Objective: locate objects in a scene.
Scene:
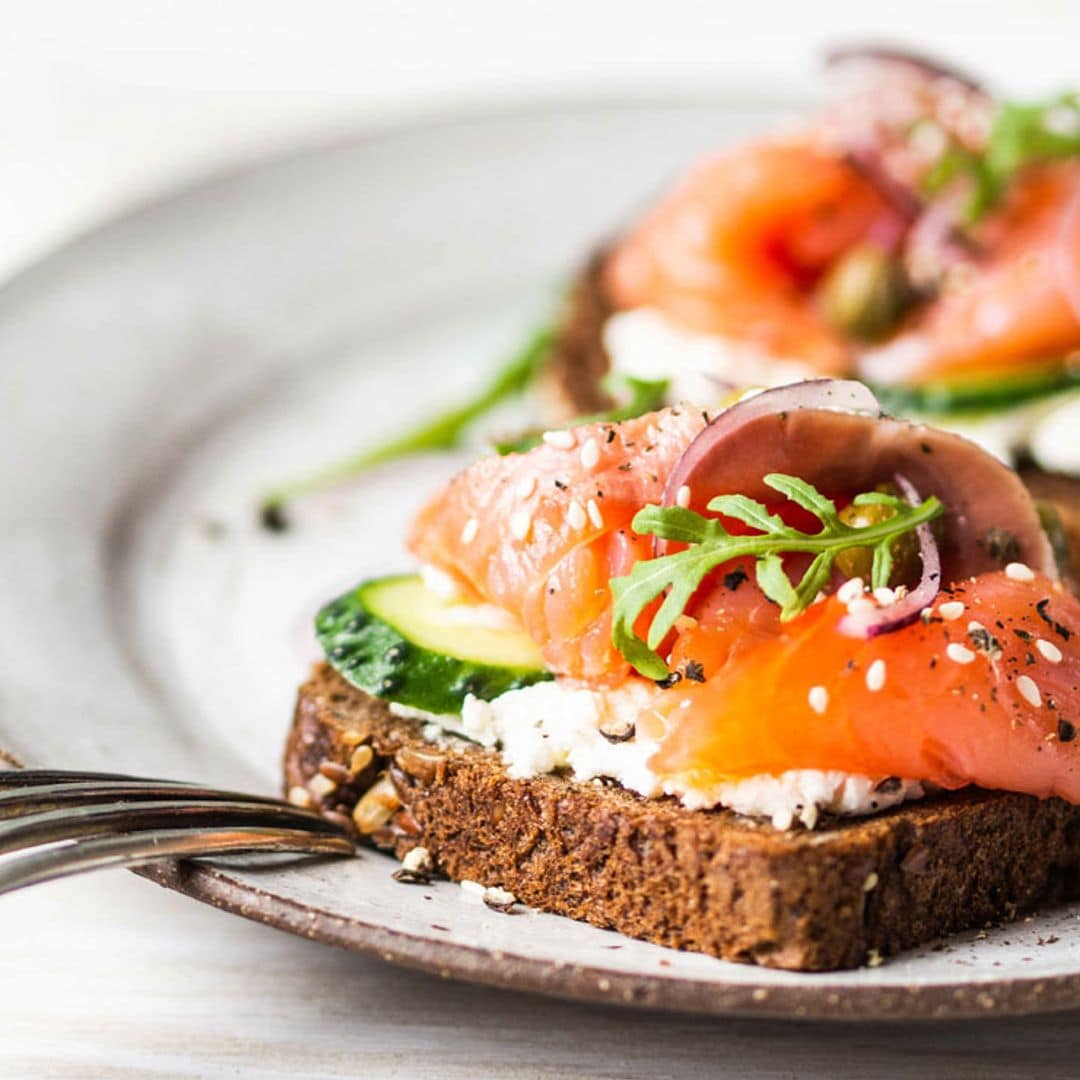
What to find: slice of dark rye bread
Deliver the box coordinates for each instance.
[286,662,1080,972]
[541,254,1080,583]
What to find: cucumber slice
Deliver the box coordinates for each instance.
[871,364,1080,416]
[315,574,552,714]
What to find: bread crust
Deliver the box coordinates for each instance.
[286,663,1080,971]
[535,251,616,422]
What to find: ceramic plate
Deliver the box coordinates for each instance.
[5,97,1080,1021]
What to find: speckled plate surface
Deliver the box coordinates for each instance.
[5,97,1080,1021]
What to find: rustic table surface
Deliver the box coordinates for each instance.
[4,870,1078,1078]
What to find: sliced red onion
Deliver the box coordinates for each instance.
[844,143,923,229]
[823,45,985,94]
[653,375,1056,601]
[661,380,881,511]
[704,374,738,394]
[903,192,981,289]
[836,473,942,639]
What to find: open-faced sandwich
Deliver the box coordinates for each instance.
[542,50,1080,534]
[263,49,1080,579]
[286,380,1080,971]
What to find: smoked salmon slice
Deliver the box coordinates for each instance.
[652,572,1080,804]
[600,59,1080,390]
[410,386,1080,804]
[603,142,901,373]
[861,163,1080,385]
[408,407,706,681]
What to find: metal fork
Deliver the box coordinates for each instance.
[0,769,355,894]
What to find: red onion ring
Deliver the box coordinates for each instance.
[823,45,985,94]
[843,144,923,229]
[836,473,942,639]
[661,380,881,512]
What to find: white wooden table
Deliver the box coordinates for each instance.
[7,5,1080,1075]
[5,870,1079,1078]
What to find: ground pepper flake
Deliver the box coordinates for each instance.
[1036,598,1072,641]
[683,660,706,683]
[724,567,748,591]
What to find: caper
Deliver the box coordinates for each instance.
[819,244,913,343]
[835,499,921,587]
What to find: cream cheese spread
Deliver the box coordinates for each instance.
[391,680,924,830]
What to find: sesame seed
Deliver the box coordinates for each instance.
[349,745,374,774]
[586,498,604,529]
[866,659,886,692]
[676,484,692,508]
[517,474,536,499]
[542,429,575,449]
[580,437,600,469]
[938,600,965,621]
[287,785,313,809]
[837,577,864,605]
[808,685,829,714]
[307,773,337,798]
[567,501,587,531]
[847,596,876,616]
[863,871,879,892]
[1036,638,1064,664]
[1017,674,1042,708]
[483,885,516,908]
[401,846,432,874]
[873,586,896,606]
[460,518,478,544]
[510,510,532,541]
[946,643,976,665]
[1005,561,1035,582]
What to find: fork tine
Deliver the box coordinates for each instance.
[0,826,355,894]
[0,770,357,894]
[0,769,181,788]
[0,779,308,818]
[0,798,346,855]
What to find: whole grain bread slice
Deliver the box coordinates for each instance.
[286,662,1080,972]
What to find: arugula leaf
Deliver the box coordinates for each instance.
[610,474,944,679]
[923,93,1080,223]
[260,326,552,515]
[492,375,670,456]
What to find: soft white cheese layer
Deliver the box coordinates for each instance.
[391,681,924,830]
[605,305,1080,477]
[603,307,817,404]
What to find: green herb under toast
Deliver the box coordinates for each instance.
[260,325,552,517]
[610,474,944,679]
